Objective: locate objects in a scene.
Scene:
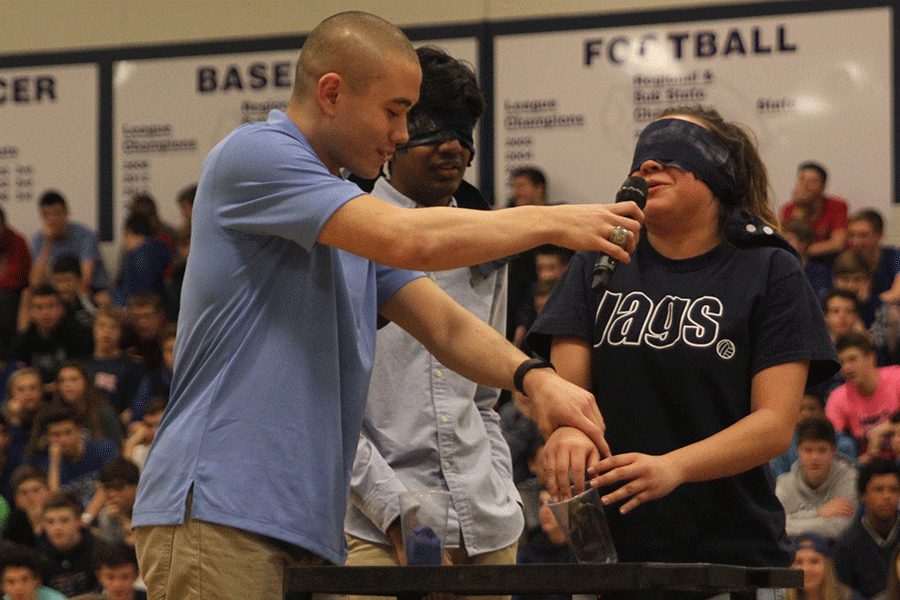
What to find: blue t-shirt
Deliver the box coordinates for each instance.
[87,355,145,414]
[31,222,109,290]
[29,438,117,509]
[874,246,900,295]
[131,110,422,565]
[528,217,839,567]
[112,237,171,307]
[4,587,67,600]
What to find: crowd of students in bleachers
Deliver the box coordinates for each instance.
[0,186,190,599]
[4,159,900,599]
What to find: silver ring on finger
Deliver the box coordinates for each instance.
[609,225,631,246]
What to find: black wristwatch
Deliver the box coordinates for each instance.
[513,358,556,395]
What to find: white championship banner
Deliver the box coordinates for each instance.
[113,50,299,238]
[0,63,99,242]
[113,37,478,246]
[493,7,892,215]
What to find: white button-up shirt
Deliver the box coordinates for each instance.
[345,178,523,555]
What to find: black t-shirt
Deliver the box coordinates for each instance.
[528,217,839,567]
[10,315,93,383]
[36,527,99,596]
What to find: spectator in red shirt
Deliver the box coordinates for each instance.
[780,161,849,265]
[0,207,32,353]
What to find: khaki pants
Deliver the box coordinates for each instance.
[135,492,326,600]
[339,533,518,600]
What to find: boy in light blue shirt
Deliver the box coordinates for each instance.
[0,545,67,600]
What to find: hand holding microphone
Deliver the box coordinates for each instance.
[592,176,648,293]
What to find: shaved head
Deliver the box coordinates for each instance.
[293,11,417,100]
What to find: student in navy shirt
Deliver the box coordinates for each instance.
[529,106,838,568]
[26,405,116,512]
[111,213,171,309]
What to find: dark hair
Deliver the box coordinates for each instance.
[850,208,885,235]
[412,45,484,123]
[796,415,836,447]
[177,184,197,207]
[129,194,162,234]
[127,291,163,312]
[798,161,828,185]
[832,250,874,278]
[510,167,546,189]
[53,360,119,442]
[98,458,140,487]
[34,404,79,435]
[10,464,47,494]
[129,194,158,217]
[835,330,876,356]
[51,253,82,277]
[92,540,138,571]
[659,106,777,230]
[42,489,83,515]
[858,457,900,497]
[0,545,46,582]
[25,404,78,457]
[124,211,154,238]
[802,390,826,411]
[0,206,5,228]
[30,283,60,300]
[823,289,862,316]
[38,190,67,210]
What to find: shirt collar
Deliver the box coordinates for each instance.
[372,176,458,209]
[862,514,900,546]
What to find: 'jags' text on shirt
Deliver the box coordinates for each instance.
[595,291,723,349]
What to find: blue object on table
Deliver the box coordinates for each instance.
[406,525,442,565]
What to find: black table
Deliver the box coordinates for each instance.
[284,563,803,600]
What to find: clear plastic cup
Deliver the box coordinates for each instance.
[546,486,617,563]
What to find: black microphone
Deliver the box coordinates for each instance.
[591,175,648,293]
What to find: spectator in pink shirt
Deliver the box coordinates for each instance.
[827,331,900,458]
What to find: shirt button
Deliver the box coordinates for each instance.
[745,224,757,233]
[435,369,444,377]
[441,416,449,423]
[444,462,452,469]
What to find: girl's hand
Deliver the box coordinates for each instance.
[588,452,685,514]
